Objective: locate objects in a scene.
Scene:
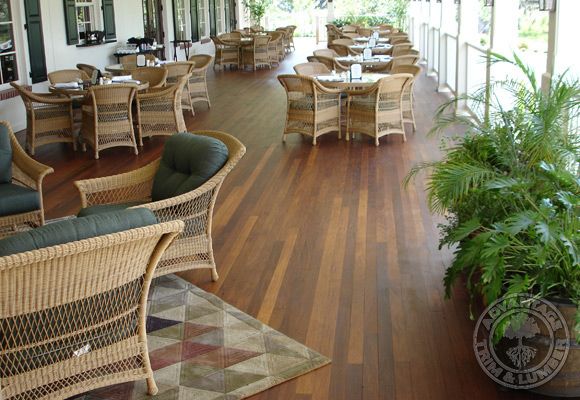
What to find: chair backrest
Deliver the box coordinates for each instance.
[268,31,284,42]
[342,25,358,33]
[132,66,168,88]
[278,74,316,111]
[391,55,420,69]
[307,56,333,71]
[76,63,99,78]
[328,44,350,57]
[250,25,263,33]
[293,62,330,76]
[0,121,13,183]
[390,64,421,78]
[188,54,213,70]
[332,38,354,46]
[164,61,195,82]
[253,35,270,49]
[313,48,338,58]
[88,84,136,124]
[48,69,88,84]
[357,28,372,37]
[219,31,242,41]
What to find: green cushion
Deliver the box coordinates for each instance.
[77,201,146,218]
[0,184,40,217]
[151,133,229,202]
[0,124,12,184]
[0,208,157,257]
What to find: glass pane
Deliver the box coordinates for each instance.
[0,0,11,24]
[1,53,18,84]
[517,0,548,82]
[477,0,491,47]
[0,23,14,53]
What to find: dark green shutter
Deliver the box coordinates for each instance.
[24,0,47,83]
[208,0,216,36]
[229,0,236,30]
[63,0,78,45]
[190,0,199,42]
[102,0,116,41]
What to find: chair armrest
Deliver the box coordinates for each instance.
[138,85,175,99]
[27,92,74,105]
[11,145,54,190]
[75,159,160,208]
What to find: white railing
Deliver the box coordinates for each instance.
[430,27,440,74]
[466,42,489,119]
[444,34,457,94]
[420,23,429,63]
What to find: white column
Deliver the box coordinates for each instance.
[548,0,579,78]
[455,0,479,111]
[437,0,455,92]
[327,2,335,23]
[427,0,441,73]
[490,0,518,55]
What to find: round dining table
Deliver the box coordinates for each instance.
[349,44,392,55]
[353,37,390,44]
[315,73,389,90]
[334,55,392,70]
[49,81,150,97]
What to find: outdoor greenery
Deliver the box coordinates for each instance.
[332,0,409,29]
[404,53,580,337]
[243,0,273,25]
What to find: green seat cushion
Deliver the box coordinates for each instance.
[151,133,229,202]
[0,208,157,256]
[0,124,12,184]
[77,201,146,218]
[0,184,40,217]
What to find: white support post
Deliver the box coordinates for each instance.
[437,0,455,92]
[546,0,579,87]
[455,0,478,113]
[327,1,334,23]
[427,0,441,73]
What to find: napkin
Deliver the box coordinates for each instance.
[111,75,133,82]
[54,82,79,89]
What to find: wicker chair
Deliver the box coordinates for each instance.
[0,218,184,400]
[0,121,53,238]
[328,43,354,57]
[80,84,138,159]
[307,55,348,72]
[342,24,358,33]
[391,55,420,69]
[267,31,284,65]
[76,63,111,79]
[119,54,155,69]
[250,25,264,33]
[357,28,372,37]
[391,64,421,132]
[135,74,189,145]
[277,74,342,145]
[164,61,195,116]
[392,44,414,58]
[286,25,296,51]
[211,36,240,69]
[313,48,339,58]
[326,24,341,45]
[10,82,75,156]
[47,69,89,84]
[293,62,330,76]
[74,131,246,280]
[242,35,271,70]
[390,37,411,45]
[219,31,242,42]
[346,74,412,145]
[276,27,292,53]
[187,54,213,109]
[341,32,361,39]
[132,66,168,89]
[332,38,354,46]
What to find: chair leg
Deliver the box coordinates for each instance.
[211,267,219,281]
[146,376,158,395]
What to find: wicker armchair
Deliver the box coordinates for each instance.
[132,66,168,89]
[242,35,271,70]
[10,82,75,155]
[164,61,195,116]
[328,43,355,57]
[332,38,354,46]
[326,24,341,45]
[286,25,296,51]
[346,74,412,145]
[391,64,421,132]
[277,74,342,145]
[313,48,339,58]
[187,54,213,109]
[250,25,264,33]
[76,63,111,79]
[119,54,155,69]
[391,55,420,69]
[392,44,413,57]
[276,27,291,53]
[267,31,284,65]
[341,32,361,39]
[293,62,330,76]
[81,84,138,159]
[357,28,372,37]
[307,55,348,72]
[0,121,53,238]
[74,131,246,280]
[135,74,189,145]
[47,69,89,84]
[219,31,242,42]
[0,219,184,400]
[211,36,240,69]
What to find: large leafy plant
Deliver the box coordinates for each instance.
[405,53,580,336]
[243,0,272,25]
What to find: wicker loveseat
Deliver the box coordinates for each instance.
[0,209,184,400]
[75,131,246,281]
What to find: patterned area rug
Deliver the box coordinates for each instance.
[78,275,330,399]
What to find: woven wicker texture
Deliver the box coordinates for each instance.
[187,54,213,108]
[293,62,330,76]
[278,74,342,145]
[306,56,348,72]
[80,84,138,159]
[10,83,75,156]
[346,73,412,145]
[211,36,239,69]
[74,131,246,280]
[328,44,353,57]
[391,64,421,131]
[325,24,342,45]
[242,35,271,70]
[0,219,183,400]
[275,28,291,53]
[0,121,53,238]
[164,61,195,116]
[286,25,296,50]
[391,44,413,57]
[135,74,189,145]
[356,28,372,37]
[76,64,111,80]
[266,31,284,65]
[391,55,420,69]
[47,69,89,84]
[120,54,156,70]
[332,38,354,46]
[313,48,339,58]
[132,67,168,89]
[341,32,361,39]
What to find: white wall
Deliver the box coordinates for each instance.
[0,0,145,131]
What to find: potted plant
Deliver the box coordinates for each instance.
[243,0,272,27]
[404,53,579,396]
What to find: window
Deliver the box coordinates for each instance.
[76,1,96,44]
[0,0,18,84]
[215,0,223,34]
[198,0,207,38]
[173,0,188,40]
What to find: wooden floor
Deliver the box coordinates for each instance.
[26,38,552,399]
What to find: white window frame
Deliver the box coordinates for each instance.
[174,0,191,41]
[198,0,208,38]
[75,0,103,44]
[0,0,21,90]
[215,0,223,34]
